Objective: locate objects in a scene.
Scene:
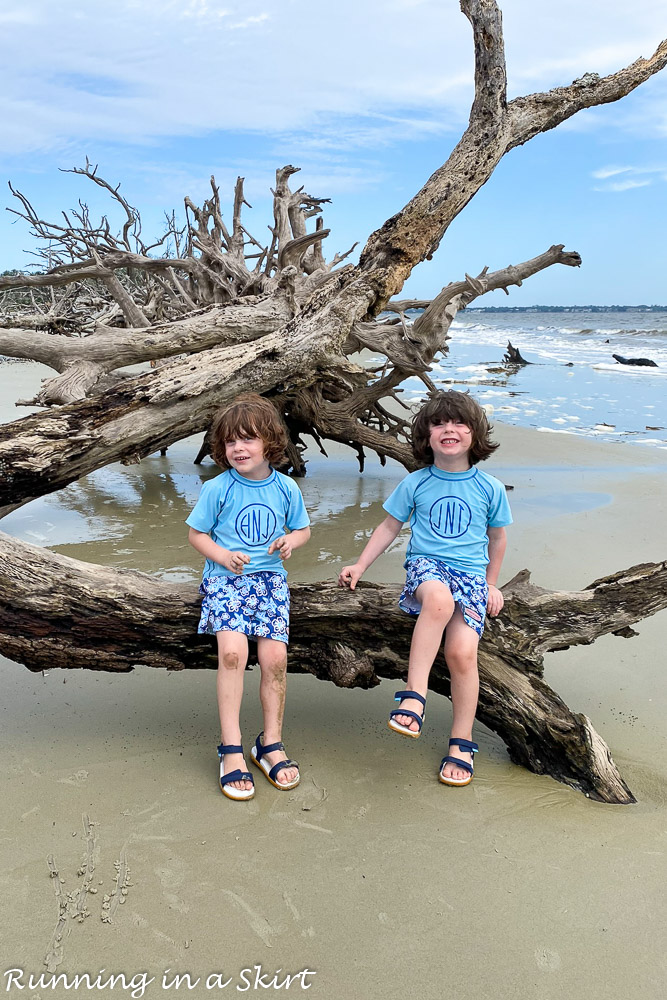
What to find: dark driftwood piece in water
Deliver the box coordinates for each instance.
[1,531,666,804]
[612,353,659,368]
[503,341,531,365]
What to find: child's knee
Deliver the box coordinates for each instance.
[259,642,288,676]
[445,645,478,676]
[420,586,454,620]
[264,653,287,677]
[220,649,243,672]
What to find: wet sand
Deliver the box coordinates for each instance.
[1,362,666,998]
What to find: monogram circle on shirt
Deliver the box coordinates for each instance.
[235,503,277,546]
[429,496,472,538]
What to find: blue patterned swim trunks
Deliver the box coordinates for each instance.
[198,572,290,643]
[399,557,488,637]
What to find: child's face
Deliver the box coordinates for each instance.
[224,433,270,479]
[429,418,473,466]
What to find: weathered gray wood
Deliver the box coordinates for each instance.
[1,531,665,802]
[101,271,150,328]
[0,298,291,373]
[0,330,308,516]
[0,244,581,509]
[0,267,364,515]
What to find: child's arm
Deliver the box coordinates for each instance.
[188,526,250,575]
[268,526,311,561]
[338,515,403,591]
[486,525,507,616]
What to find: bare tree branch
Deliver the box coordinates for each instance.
[508,39,667,150]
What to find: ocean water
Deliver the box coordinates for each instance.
[398,307,667,449]
[2,307,665,449]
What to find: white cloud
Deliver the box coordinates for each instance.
[229,13,269,29]
[595,179,651,192]
[591,166,634,179]
[591,163,667,190]
[180,1,232,19]
[0,0,664,158]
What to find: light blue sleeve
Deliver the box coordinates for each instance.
[285,482,310,531]
[185,480,220,533]
[382,475,415,524]
[488,481,513,528]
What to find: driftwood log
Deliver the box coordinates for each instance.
[1,530,665,804]
[612,353,659,368]
[503,340,531,365]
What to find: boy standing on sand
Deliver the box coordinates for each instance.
[339,391,511,786]
[187,394,310,801]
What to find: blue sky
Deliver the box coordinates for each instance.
[0,0,665,305]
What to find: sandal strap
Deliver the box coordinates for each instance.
[389,709,424,729]
[254,732,285,762]
[268,759,299,783]
[440,755,474,775]
[221,768,254,785]
[448,738,478,754]
[394,690,426,708]
[218,743,243,758]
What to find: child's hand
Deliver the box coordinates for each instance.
[338,564,363,590]
[222,551,250,574]
[268,536,292,560]
[486,584,504,616]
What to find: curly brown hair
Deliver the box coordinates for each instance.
[411,391,499,466]
[210,394,288,470]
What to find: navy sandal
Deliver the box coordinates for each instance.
[439,738,479,786]
[250,732,300,790]
[388,690,426,739]
[217,743,255,801]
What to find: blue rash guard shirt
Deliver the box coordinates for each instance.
[186,468,310,579]
[382,465,512,577]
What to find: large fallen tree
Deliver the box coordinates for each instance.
[1,1,666,799]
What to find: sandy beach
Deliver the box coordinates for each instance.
[1,362,666,999]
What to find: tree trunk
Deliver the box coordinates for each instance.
[2,530,665,803]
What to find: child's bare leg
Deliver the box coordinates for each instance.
[217,631,252,792]
[256,637,298,785]
[393,580,455,731]
[441,608,480,781]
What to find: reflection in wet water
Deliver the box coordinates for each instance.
[1,441,614,593]
[0,419,406,582]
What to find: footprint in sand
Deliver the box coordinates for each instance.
[58,769,89,785]
[534,947,562,972]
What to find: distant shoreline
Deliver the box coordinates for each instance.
[462,304,667,313]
